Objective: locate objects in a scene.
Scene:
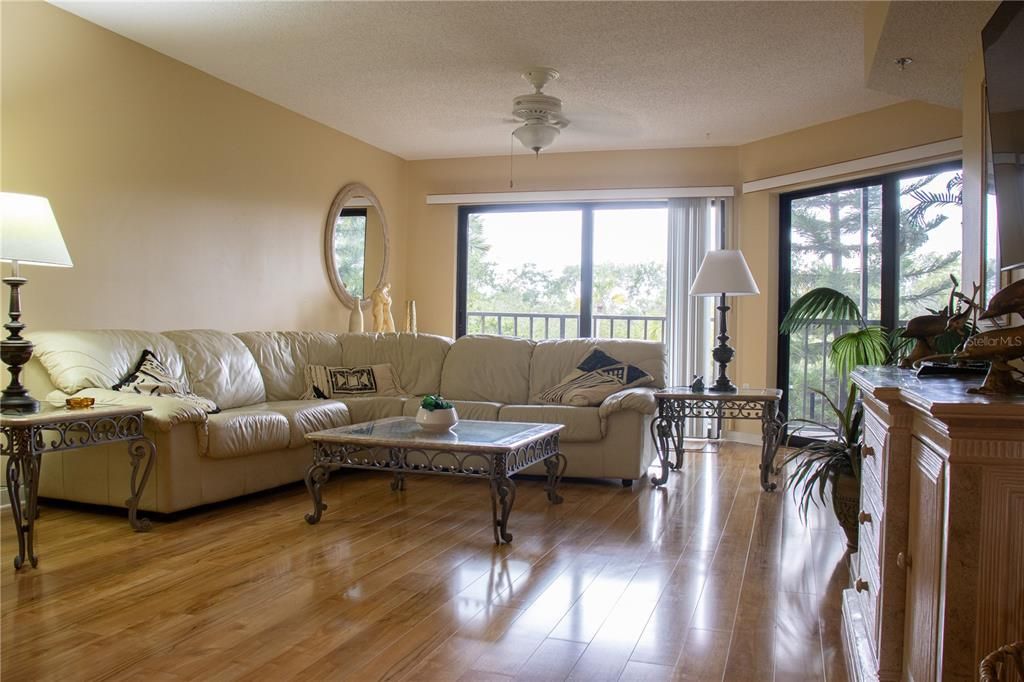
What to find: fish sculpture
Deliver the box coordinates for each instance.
[953,325,1024,395]
[979,278,1024,320]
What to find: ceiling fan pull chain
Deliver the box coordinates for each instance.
[509,131,514,189]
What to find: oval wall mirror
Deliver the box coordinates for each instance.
[324,182,389,309]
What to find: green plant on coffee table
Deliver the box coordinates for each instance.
[420,394,453,411]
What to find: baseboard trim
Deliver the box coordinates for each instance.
[721,430,763,446]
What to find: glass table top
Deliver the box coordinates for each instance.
[307,417,562,452]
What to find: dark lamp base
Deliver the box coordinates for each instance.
[1,394,40,414]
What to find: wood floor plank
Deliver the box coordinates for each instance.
[1,442,851,682]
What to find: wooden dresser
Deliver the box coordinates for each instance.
[843,367,1024,682]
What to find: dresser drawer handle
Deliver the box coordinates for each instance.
[855,578,870,593]
[897,552,912,570]
[859,511,872,524]
[862,445,875,458]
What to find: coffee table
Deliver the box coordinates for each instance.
[303,417,566,544]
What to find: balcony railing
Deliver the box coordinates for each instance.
[786,318,876,430]
[466,311,665,341]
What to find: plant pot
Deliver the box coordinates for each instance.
[415,406,458,432]
[831,469,860,551]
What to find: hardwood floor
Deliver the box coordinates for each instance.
[1,441,851,681]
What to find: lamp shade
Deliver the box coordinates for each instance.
[513,121,560,153]
[689,249,759,296]
[0,193,72,267]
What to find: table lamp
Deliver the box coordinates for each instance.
[1,193,73,413]
[689,249,759,393]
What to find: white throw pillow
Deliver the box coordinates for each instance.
[302,364,405,399]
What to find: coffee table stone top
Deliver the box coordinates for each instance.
[306,417,563,453]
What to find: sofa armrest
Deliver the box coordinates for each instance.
[598,386,658,419]
[50,388,210,433]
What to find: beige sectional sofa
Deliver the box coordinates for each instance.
[22,329,665,513]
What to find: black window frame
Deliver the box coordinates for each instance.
[776,160,963,430]
[456,201,668,338]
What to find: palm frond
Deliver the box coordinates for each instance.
[830,326,889,374]
[905,190,963,225]
[780,287,864,334]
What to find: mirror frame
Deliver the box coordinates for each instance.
[323,182,389,309]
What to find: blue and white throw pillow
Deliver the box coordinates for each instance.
[539,348,653,406]
[113,350,219,413]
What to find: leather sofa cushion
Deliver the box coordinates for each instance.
[164,330,266,410]
[498,404,603,443]
[339,332,451,397]
[236,331,342,401]
[529,338,666,403]
[338,396,408,424]
[401,398,503,421]
[206,408,290,459]
[30,330,186,394]
[440,335,535,405]
[261,400,351,448]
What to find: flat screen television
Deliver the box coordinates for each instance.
[983,1,1024,272]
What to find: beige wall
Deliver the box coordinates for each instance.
[1,2,407,333]
[961,45,986,291]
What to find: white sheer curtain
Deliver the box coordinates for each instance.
[665,198,719,436]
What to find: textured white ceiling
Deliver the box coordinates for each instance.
[54,1,908,160]
[866,1,999,108]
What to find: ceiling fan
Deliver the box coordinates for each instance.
[510,66,569,155]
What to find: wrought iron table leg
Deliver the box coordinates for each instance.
[650,416,671,486]
[490,475,517,545]
[126,437,156,531]
[304,462,331,525]
[6,443,39,570]
[759,403,780,492]
[543,453,566,504]
[668,419,685,470]
[389,447,406,491]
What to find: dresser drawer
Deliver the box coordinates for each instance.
[862,408,887,494]
[855,532,883,654]
[858,470,884,561]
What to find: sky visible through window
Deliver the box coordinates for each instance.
[466,207,669,339]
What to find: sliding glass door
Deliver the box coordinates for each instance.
[778,162,962,429]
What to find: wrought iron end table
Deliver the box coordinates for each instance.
[1,404,156,569]
[304,417,566,545]
[649,387,783,491]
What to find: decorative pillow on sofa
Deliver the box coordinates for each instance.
[112,349,220,413]
[538,348,653,407]
[302,364,405,399]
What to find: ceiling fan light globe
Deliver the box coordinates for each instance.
[513,121,559,154]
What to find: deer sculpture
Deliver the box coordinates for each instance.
[899,278,983,369]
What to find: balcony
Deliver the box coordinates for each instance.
[466,311,665,342]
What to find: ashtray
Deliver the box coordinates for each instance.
[66,397,95,409]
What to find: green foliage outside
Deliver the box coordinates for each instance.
[466,214,667,340]
[334,214,367,299]
[788,171,963,426]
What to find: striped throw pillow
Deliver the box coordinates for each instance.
[539,348,653,406]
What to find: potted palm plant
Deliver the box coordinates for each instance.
[778,287,892,550]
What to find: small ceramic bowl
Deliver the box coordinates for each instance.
[66,397,95,409]
[415,406,458,432]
